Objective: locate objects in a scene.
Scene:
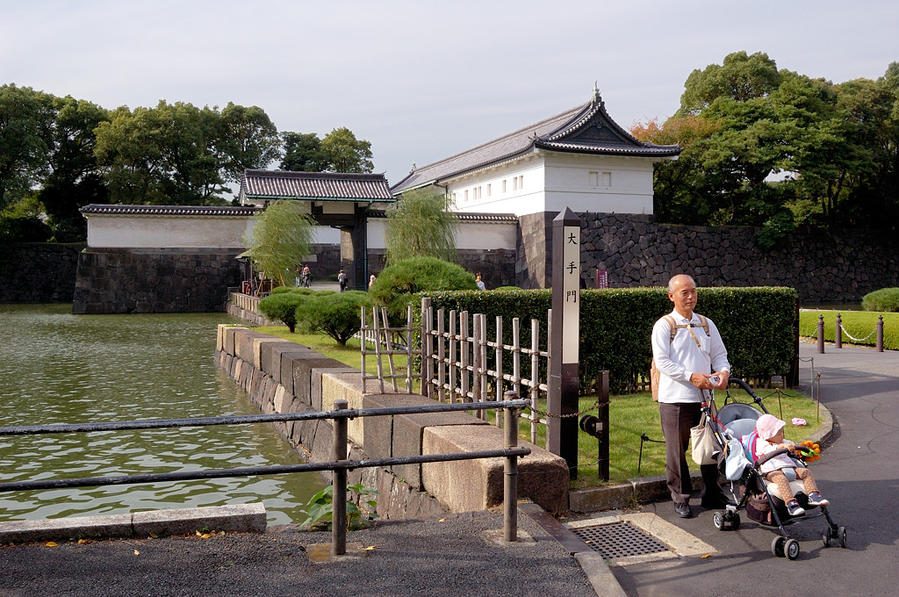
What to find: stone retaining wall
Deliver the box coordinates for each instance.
[0,243,84,303]
[73,248,243,313]
[579,213,899,304]
[215,325,570,518]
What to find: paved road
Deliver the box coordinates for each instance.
[610,342,899,596]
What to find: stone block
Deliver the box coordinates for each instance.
[279,348,316,390]
[234,329,266,363]
[311,367,359,411]
[260,341,308,381]
[223,326,247,355]
[320,371,368,444]
[251,336,286,370]
[421,424,568,514]
[0,514,132,544]
[289,355,348,402]
[132,503,266,537]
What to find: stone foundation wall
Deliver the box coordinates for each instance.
[215,325,570,517]
[73,248,243,314]
[0,243,84,303]
[578,213,899,304]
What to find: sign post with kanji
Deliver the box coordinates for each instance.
[548,207,580,478]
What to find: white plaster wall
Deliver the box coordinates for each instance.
[86,215,254,248]
[447,156,546,216]
[366,219,516,250]
[86,215,340,249]
[543,153,656,214]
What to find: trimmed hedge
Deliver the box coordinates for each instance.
[259,292,308,332]
[862,287,899,312]
[296,290,371,345]
[369,256,477,321]
[421,286,798,394]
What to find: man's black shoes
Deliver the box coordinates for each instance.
[674,502,692,518]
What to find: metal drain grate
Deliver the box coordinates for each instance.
[570,522,669,559]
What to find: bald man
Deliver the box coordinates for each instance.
[651,274,730,518]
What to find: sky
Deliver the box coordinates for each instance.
[2,0,897,191]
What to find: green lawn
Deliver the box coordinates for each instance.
[254,323,825,487]
[800,309,899,350]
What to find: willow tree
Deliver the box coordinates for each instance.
[243,200,315,286]
[385,188,458,264]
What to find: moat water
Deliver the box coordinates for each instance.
[0,304,326,524]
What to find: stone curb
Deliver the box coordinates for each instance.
[0,503,266,545]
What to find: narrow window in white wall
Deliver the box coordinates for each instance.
[602,172,612,187]
[487,183,491,197]
[518,175,524,189]
[477,186,482,200]
[513,177,518,191]
[503,179,507,193]
[464,189,469,202]
[590,171,599,187]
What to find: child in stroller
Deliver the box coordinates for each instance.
[754,413,829,517]
[706,378,846,559]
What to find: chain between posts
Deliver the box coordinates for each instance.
[525,397,601,419]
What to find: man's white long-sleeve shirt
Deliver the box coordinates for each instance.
[651,309,730,404]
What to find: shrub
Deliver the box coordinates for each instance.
[422,286,798,393]
[369,257,477,321]
[271,286,293,295]
[258,292,310,333]
[861,288,899,312]
[297,290,371,345]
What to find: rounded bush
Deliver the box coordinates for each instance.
[297,290,371,345]
[369,257,477,320]
[258,292,310,333]
[271,286,293,295]
[862,288,899,312]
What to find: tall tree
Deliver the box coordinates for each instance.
[385,188,458,264]
[0,84,53,210]
[320,127,373,173]
[280,132,328,171]
[95,101,227,205]
[38,95,110,240]
[219,102,280,183]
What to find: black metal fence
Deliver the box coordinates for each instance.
[0,398,530,555]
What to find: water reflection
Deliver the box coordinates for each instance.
[0,304,326,524]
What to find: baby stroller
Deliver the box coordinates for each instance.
[702,378,847,560]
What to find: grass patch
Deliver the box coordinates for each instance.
[800,310,899,350]
[255,324,825,487]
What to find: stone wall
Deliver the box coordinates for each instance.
[0,243,84,303]
[214,326,570,517]
[578,213,899,304]
[73,248,243,314]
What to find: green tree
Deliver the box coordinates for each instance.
[242,200,315,286]
[280,132,329,172]
[385,188,458,264]
[369,257,477,321]
[0,84,53,210]
[679,51,781,115]
[297,290,371,345]
[219,102,280,183]
[38,95,110,240]
[95,101,227,205]
[320,127,373,173]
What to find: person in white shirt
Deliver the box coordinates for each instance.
[651,274,730,518]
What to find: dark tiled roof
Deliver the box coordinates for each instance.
[80,204,259,216]
[241,170,394,202]
[391,93,680,193]
[368,210,518,223]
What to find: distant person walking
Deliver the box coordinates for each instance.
[369,274,377,289]
[301,265,311,288]
[475,273,486,291]
[337,269,347,292]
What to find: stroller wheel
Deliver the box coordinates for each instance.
[771,536,786,557]
[839,526,848,548]
[713,512,724,530]
[785,538,801,560]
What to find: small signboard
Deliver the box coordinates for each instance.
[596,269,608,289]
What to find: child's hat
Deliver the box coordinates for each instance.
[756,414,786,440]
